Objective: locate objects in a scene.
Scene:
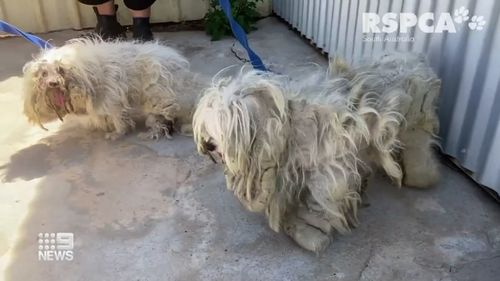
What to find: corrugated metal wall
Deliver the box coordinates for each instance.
[273,0,500,193]
[0,0,271,33]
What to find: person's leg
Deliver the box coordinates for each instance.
[124,0,156,41]
[132,7,153,42]
[78,0,126,40]
[95,0,115,15]
[130,7,151,18]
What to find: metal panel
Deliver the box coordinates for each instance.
[0,0,271,33]
[273,0,500,193]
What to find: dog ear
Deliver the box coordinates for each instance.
[23,56,40,73]
[22,90,39,125]
[22,60,41,124]
[22,59,48,77]
[22,61,35,75]
[225,84,289,199]
[63,64,97,99]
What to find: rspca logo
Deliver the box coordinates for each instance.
[37,232,74,261]
[362,6,486,41]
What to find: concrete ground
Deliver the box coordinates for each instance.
[1,17,499,281]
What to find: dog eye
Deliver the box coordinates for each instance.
[57,67,64,74]
[41,70,48,77]
[202,140,218,163]
[203,140,217,152]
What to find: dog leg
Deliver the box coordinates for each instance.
[283,215,331,253]
[82,115,114,132]
[400,127,440,188]
[105,110,134,140]
[306,171,360,233]
[139,114,173,140]
[142,87,179,139]
[359,167,372,196]
[246,166,276,213]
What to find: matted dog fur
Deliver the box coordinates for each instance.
[193,53,441,252]
[22,38,204,139]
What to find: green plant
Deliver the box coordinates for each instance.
[204,0,262,41]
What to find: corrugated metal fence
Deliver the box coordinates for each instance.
[274,0,500,193]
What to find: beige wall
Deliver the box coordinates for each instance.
[0,0,271,33]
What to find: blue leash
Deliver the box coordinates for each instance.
[218,0,267,71]
[0,20,53,49]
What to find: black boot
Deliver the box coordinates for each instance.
[133,17,154,42]
[93,5,126,40]
[92,7,104,34]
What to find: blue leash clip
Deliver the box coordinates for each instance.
[0,20,53,49]
[218,0,267,71]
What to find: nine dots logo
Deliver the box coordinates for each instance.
[38,233,57,251]
[37,232,74,261]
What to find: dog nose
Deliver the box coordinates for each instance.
[48,81,59,87]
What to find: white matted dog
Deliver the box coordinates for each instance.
[22,38,204,140]
[193,54,441,252]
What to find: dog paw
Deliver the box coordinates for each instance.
[284,217,331,253]
[138,131,162,140]
[139,126,172,140]
[138,132,154,140]
[296,208,333,234]
[105,132,124,141]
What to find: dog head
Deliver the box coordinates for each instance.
[22,42,98,129]
[193,70,290,209]
[22,56,73,128]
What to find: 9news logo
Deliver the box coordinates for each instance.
[37,232,74,261]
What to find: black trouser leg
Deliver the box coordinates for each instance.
[123,0,156,11]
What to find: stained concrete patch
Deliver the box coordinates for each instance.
[436,234,490,264]
[65,145,185,230]
[450,255,500,281]
[414,197,446,213]
[133,135,198,158]
[486,227,500,249]
[359,244,441,281]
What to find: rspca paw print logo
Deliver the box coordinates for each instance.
[453,7,469,23]
[468,15,486,30]
[453,6,486,31]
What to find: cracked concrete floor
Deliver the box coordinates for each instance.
[1,17,499,281]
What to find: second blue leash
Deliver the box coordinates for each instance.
[0,20,53,49]
[218,0,267,71]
